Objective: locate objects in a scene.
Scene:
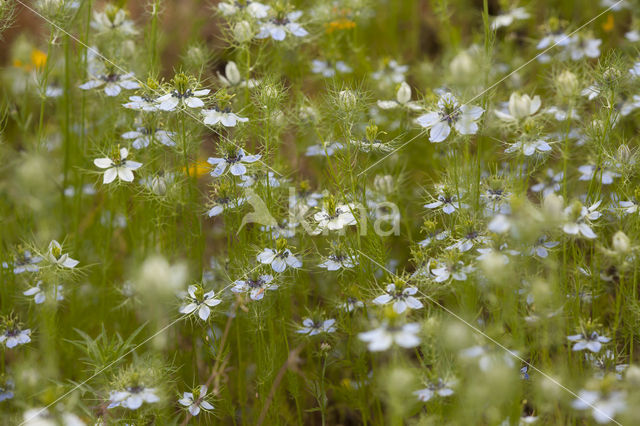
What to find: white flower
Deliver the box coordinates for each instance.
[91,5,137,35]
[79,72,139,96]
[424,190,465,214]
[297,318,336,335]
[23,281,63,304]
[567,332,610,353]
[572,389,626,424]
[157,88,210,111]
[494,93,541,122]
[122,127,175,149]
[305,142,344,157]
[207,148,261,177]
[207,195,246,217]
[47,240,79,268]
[202,106,249,127]
[231,274,277,300]
[618,199,638,214]
[490,7,530,30]
[313,203,357,231]
[626,30,640,42]
[3,250,41,274]
[413,379,456,402]
[372,60,408,85]
[567,35,602,60]
[446,231,489,252]
[257,248,302,273]
[94,147,142,184]
[218,0,270,18]
[581,84,600,100]
[107,386,160,410]
[544,106,579,121]
[178,385,214,416]
[179,285,223,321]
[256,11,308,41]
[529,236,559,258]
[430,259,474,282]
[238,171,283,188]
[318,253,357,271]
[377,82,422,111]
[311,60,352,77]
[0,327,31,349]
[416,93,483,142]
[459,345,516,371]
[630,61,640,78]
[578,165,620,185]
[372,283,423,314]
[505,139,552,156]
[563,201,601,239]
[339,297,365,312]
[123,95,158,111]
[358,322,421,351]
[22,407,86,426]
[218,61,258,88]
[531,169,563,197]
[418,230,449,247]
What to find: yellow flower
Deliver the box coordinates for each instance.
[184,159,211,178]
[325,18,356,34]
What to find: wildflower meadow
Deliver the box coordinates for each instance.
[3,0,640,424]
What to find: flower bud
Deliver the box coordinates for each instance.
[151,176,167,196]
[449,50,475,80]
[233,21,253,43]
[338,89,357,110]
[556,70,579,97]
[612,231,630,255]
[225,61,241,86]
[396,82,411,104]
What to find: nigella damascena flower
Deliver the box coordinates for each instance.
[79,72,139,97]
[179,385,214,416]
[256,11,309,41]
[618,198,639,214]
[490,7,530,30]
[47,240,79,269]
[630,61,640,78]
[311,59,352,78]
[571,389,626,424]
[567,331,610,353]
[424,188,466,214]
[297,318,336,336]
[3,249,41,274]
[107,385,160,410]
[578,164,620,185]
[413,379,456,402]
[305,141,345,157]
[318,252,357,271]
[122,127,175,149]
[415,93,483,143]
[358,322,421,351]
[377,82,422,111]
[372,283,423,314]
[531,169,563,197]
[123,95,158,111]
[563,200,601,239]
[231,274,277,301]
[372,60,408,86]
[202,106,249,127]
[179,285,223,321]
[157,88,210,111]
[430,259,475,282]
[91,4,137,35]
[217,0,270,18]
[94,147,142,184]
[207,195,246,217]
[339,297,365,312]
[257,245,302,273]
[207,148,261,177]
[504,138,552,156]
[313,202,357,232]
[446,230,489,253]
[528,235,559,258]
[0,377,14,402]
[23,281,63,304]
[0,326,31,349]
[566,35,601,61]
[494,92,541,122]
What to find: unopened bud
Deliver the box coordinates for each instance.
[233,21,253,43]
